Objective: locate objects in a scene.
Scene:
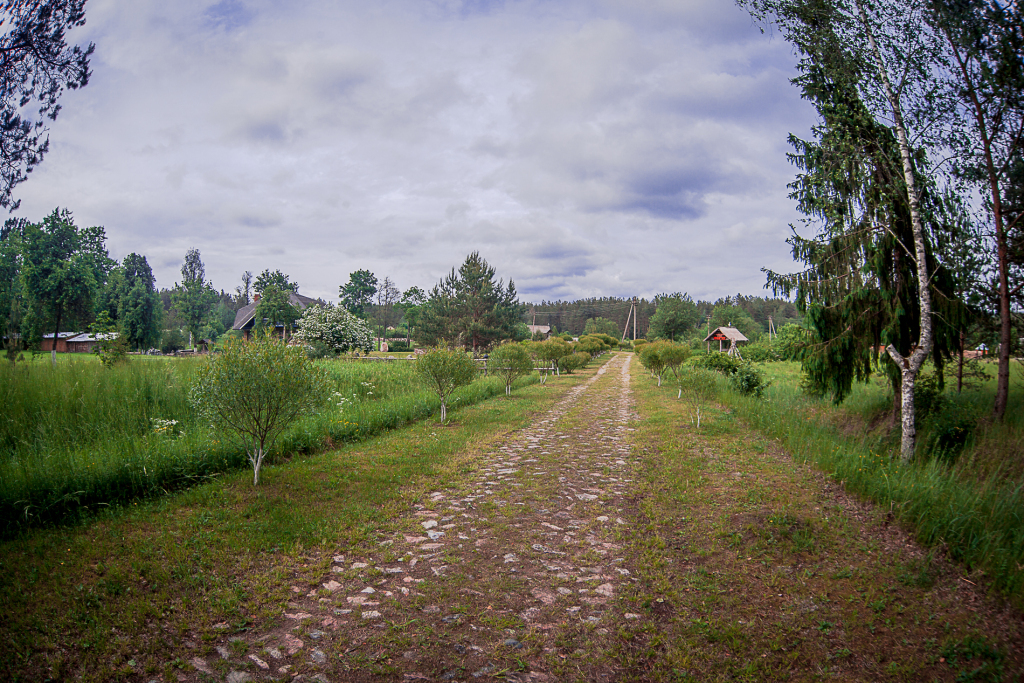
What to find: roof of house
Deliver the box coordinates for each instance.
[703,326,749,343]
[42,332,81,340]
[527,324,551,334]
[67,333,118,343]
[232,291,325,330]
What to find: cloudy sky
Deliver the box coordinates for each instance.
[14,0,817,304]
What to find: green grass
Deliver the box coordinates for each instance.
[0,362,579,683]
[0,357,538,536]
[709,360,1024,603]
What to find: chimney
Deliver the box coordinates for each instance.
[253,293,261,303]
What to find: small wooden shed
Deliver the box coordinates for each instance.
[704,326,748,358]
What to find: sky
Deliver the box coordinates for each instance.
[13,0,818,305]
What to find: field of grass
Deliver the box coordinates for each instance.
[623,362,1022,680]
[707,359,1024,603]
[0,358,595,683]
[0,355,538,536]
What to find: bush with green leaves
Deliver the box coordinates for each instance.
[415,346,477,422]
[730,363,771,398]
[679,367,718,429]
[559,351,590,374]
[659,342,691,380]
[489,341,534,395]
[638,340,672,385]
[923,395,979,464]
[742,339,783,363]
[532,337,571,375]
[190,336,332,485]
[691,350,742,375]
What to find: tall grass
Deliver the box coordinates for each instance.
[714,362,1024,602]
[0,357,535,536]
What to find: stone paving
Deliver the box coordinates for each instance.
[193,353,638,683]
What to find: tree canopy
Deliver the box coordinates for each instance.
[339,269,377,318]
[172,248,216,349]
[0,0,94,210]
[253,269,298,295]
[417,252,522,352]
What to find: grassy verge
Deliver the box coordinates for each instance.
[0,369,583,682]
[619,361,1023,681]
[715,362,1024,603]
[0,358,537,536]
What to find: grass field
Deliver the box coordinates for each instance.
[703,359,1024,604]
[0,358,592,683]
[0,354,540,536]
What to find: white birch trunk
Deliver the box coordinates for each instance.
[857,0,934,461]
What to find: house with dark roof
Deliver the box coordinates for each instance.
[231,291,326,340]
[41,332,81,353]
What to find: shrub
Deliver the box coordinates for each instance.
[678,367,718,429]
[190,336,332,485]
[692,351,742,375]
[559,351,590,374]
[742,339,782,363]
[618,341,633,350]
[633,339,648,350]
[294,303,373,354]
[730,363,771,398]
[384,340,411,352]
[415,347,477,423]
[489,342,534,395]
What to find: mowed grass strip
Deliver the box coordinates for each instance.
[0,370,581,683]
[613,361,1023,682]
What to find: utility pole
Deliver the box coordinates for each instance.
[626,299,634,342]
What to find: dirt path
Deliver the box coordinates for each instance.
[191,353,638,682]
[188,353,1023,683]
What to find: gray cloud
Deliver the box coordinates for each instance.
[13,0,816,303]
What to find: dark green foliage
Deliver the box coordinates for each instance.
[922,393,979,464]
[0,0,94,210]
[160,328,185,354]
[648,293,701,341]
[253,285,301,337]
[559,351,590,374]
[106,253,161,350]
[171,248,217,349]
[339,269,377,318]
[417,252,522,352]
[763,50,966,406]
[253,268,298,295]
[730,363,771,398]
[22,208,113,358]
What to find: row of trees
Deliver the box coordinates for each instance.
[743,0,1024,458]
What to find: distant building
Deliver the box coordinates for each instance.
[527,324,551,339]
[704,326,748,357]
[232,291,326,340]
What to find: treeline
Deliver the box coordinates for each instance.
[525,294,801,340]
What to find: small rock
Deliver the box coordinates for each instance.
[215,646,230,659]
[212,622,229,630]
[333,554,345,563]
[226,673,252,683]
[427,530,445,540]
[285,612,313,620]
[503,638,524,649]
[503,553,518,563]
[267,647,283,659]
[422,605,440,613]
[422,520,438,530]
[248,654,270,670]
[310,648,327,664]
[322,580,342,592]
[190,658,213,674]
[361,586,377,594]
[308,630,324,640]
[595,583,614,597]
[624,613,641,620]
[283,634,304,654]
[351,562,369,569]
[362,610,382,619]
[596,516,609,522]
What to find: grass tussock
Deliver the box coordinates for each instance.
[0,357,536,535]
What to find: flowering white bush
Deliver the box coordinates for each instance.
[294,303,373,354]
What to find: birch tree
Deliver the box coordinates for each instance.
[743,0,949,459]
